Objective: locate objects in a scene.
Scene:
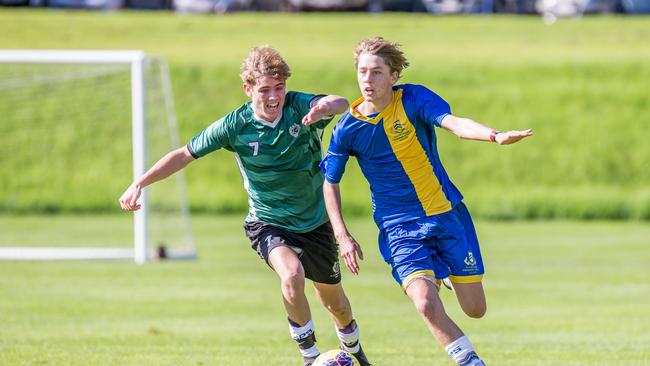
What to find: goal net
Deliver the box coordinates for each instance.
[0,50,195,264]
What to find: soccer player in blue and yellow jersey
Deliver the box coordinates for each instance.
[119,46,372,366]
[317,37,533,366]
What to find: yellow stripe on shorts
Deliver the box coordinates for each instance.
[448,274,484,284]
[401,269,437,290]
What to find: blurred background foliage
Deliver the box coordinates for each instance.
[1,12,648,220]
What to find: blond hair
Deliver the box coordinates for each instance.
[240,46,292,86]
[354,37,410,77]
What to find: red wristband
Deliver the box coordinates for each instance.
[489,130,500,143]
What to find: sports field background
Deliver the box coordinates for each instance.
[1,10,649,366]
[1,11,649,219]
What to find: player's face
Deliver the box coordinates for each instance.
[244,76,286,122]
[356,53,398,103]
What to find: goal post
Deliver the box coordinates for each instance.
[0,50,195,264]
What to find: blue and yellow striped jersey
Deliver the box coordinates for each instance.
[321,84,463,229]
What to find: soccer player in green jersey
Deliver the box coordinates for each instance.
[119,46,372,366]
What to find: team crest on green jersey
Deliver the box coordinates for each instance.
[289,124,301,137]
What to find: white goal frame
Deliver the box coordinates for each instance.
[0,50,193,264]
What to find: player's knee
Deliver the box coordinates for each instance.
[281,270,305,286]
[463,302,487,318]
[280,270,305,295]
[412,296,441,319]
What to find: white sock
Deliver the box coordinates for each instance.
[336,320,361,353]
[445,336,485,366]
[288,319,320,358]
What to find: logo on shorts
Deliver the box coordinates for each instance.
[289,124,301,137]
[331,260,341,278]
[464,251,477,266]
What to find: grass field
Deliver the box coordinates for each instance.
[1,11,649,219]
[1,215,649,365]
[1,11,649,365]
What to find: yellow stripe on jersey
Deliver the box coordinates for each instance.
[380,89,451,216]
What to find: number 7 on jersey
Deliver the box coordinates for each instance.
[248,142,259,156]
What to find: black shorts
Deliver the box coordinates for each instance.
[244,221,341,285]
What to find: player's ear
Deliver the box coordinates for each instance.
[390,71,399,84]
[243,83,253,98]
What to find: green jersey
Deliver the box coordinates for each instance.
[187,91,334,233]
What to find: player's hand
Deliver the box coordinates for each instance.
[119,184,142,211]
[495,129,534,145]
[338,233,364,275]
[302,103,329,126]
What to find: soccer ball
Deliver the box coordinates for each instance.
[312,349,359,366]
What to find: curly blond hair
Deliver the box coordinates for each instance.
[240,46,292,86]
[354,37,410,78]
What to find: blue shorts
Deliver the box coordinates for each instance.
[378,202,484,289]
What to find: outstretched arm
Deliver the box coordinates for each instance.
[440,115,533,145]
[302,95,349,126]
[119,146,195,211]
[323,181,364,275]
